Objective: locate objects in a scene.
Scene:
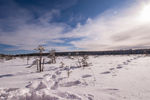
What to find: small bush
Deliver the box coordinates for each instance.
[48,49,56,64]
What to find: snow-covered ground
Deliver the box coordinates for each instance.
[0,55,150,100]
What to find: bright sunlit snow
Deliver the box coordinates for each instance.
[0,55,150,100]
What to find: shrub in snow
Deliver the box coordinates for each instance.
[5,55,13,61]
[74,52,82,67]
[75,55,90,68]
[48,49,56,64]
[60,61,65,68]
[66,66,72,78]
[144,50,149,56]
[19,55,25,60]
[0,56,4,62]
[81,55,89,68]
[76,58,82,68]
[68,53,71,58]
[67,53,74,59]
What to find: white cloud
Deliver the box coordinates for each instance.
[1,0,150,52]
[0,22,66,49]
[66,0,150,51]
[0,3,69,51]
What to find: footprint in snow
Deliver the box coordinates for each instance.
[55,70,61,75]
[43,74,51,77]
[51,74,57,79]
[123,62,128,65]
[106,88,119,91]
[0,74,14,78]
[116,66,122,69]
[116,64,122,69]
[109,68,115,70]
[56,91,82,100]
[51,81,59,90]
[4,88,19,92]
[100,71,111,74]
[59,80,81,87]
[82,74,92,78]
[102,88,119,94]
[87,94,94,100]
[127,60,131,62]
[36,77,43,80]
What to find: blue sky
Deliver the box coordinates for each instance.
[0,0,150,54]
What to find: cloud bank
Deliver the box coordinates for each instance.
[66,0,150,51]
[0,0,150,53]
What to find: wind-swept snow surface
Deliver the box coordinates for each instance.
[0,55,150,100]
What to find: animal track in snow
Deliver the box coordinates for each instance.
[59,80,81,87]
[82,74,92,78]
[100,71,111,74]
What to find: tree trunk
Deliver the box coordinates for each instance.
[42,59,44,71]
[37,59,39,71]
[39,56,42,72]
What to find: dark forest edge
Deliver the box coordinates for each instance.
[1,48,150,57]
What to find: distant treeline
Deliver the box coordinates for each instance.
[12,49,150,57]
[0,54,9,57]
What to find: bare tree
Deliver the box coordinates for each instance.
[27,56,30,65]
[42,58,45,71]
[34,45,45,72]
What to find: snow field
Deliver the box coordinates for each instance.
[0,55,150,100]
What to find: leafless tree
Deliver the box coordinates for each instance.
[42,58,45,71]
[27,56,30,65]
[34,45,45,72]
